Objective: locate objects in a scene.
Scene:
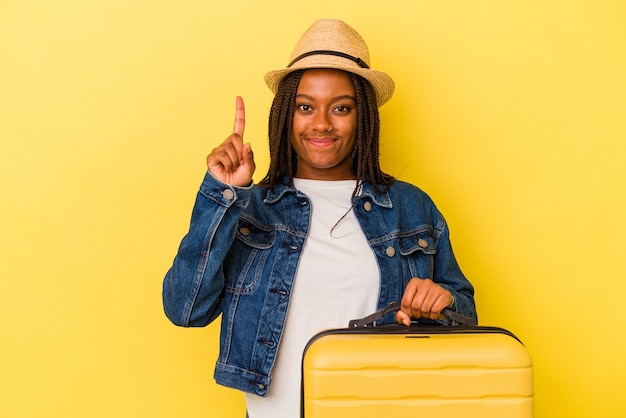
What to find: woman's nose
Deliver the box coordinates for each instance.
[313,112,332,133]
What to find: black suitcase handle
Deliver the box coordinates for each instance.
[348,302,477,328]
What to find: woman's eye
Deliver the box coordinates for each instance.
[297,104,312,112]
[334,105,351,113]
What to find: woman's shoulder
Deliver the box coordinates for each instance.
[388,179,435,202]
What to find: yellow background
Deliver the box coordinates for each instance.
[1,1,625,417]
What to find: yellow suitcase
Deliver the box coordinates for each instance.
[301,304,533,417]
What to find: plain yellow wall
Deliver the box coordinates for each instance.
[2,1,625,417]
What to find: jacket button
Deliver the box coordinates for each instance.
[363,201,372,212]
[418,239,428,248]
[239,227,250,235]
[385,246,395,257]
[222,189,234,200]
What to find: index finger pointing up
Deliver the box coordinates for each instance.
[233,96,245,137]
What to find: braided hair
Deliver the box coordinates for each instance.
[258,69,394,194]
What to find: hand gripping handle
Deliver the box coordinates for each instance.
[348,302,477,328]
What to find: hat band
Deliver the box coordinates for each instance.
[287,50,370,69]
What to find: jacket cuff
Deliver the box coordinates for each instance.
[199,170,253,207]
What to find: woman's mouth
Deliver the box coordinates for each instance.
[306,137,337,148]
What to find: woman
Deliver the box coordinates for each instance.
[163,19,476,417]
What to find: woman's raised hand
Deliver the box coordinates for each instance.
[206,96,256,186]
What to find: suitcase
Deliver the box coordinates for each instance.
[301,303,533,417]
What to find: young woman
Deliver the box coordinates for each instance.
[163,19,476,418]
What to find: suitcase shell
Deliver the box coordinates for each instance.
[301,325,533,418]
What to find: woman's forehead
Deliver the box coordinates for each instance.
[296,69,356,98]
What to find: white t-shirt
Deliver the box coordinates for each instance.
[245,179,380,418]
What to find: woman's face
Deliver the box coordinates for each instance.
[291,69,357,180]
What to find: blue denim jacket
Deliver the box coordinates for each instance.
[163,172,476,397]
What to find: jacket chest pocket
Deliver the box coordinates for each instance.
[398,230,437,256]
[224,219,276,294]
[397,230,438,279]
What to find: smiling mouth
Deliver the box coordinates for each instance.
[306,137,337,147]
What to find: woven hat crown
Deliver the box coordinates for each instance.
[288,19,370,68]
[264,19,394,107]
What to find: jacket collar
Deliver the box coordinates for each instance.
[263,178,393,209]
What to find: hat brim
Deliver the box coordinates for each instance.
[264,56,395,107]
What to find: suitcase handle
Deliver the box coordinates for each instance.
[348,302,477,328]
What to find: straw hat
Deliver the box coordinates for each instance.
[264,19,395,107]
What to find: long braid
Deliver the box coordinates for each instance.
[259,70,304,189]
[348,72,394,195]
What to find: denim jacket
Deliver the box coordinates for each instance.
[162,172,476,397]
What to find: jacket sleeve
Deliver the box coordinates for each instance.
[162,172,252,327]
[432,215,478,323]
